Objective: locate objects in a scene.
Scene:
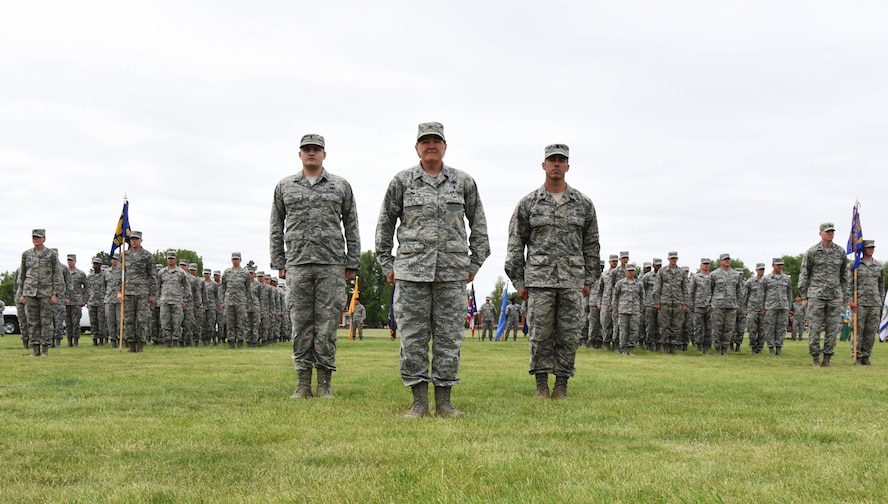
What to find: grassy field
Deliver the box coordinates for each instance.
[1,329,886,503]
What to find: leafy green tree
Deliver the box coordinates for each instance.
[353,250,390,328]
[489,276,507,314]
[781,253,803,298]
[0,271,15,305]
[91,251,112,266]
[152,249,203,272]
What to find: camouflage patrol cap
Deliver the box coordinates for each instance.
[652,258,662,265]
[643,262,651,268]
[819,222,835,232]
[130,231,142,239]
[756,263,765,270]
[188,263,198,270]
[300,134,325,149]
[772,257,784,265]
[92,257,102,264]
[681,266,689,272]
[112,252,121,260]
[258,271,266,277]
[544,144,569,159]
[416,122,445,141]
[32,228,46,237]
[667,251,678,259]
[67,254,76,261]
[213,270,221,276]
[863,240,875,248]
[719,253,731,261]
[700,258,711,264]
[231,252,241,259]
[203,268,211,274]
[626,263,637,272]
[166,250,177,259]
[179,259,188,266]
[609,254,618,261]
[619,251,630,258]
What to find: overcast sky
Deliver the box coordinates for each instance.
[2,1,886,296]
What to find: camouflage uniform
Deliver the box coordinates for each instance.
[503,301,521,341]
[762,265,793,352]
[505,182,600,379]
[376,161,489,387]
[709,258,743,354]
[604,258,628,349]
[847,246,884,362]
[641,263,660,350]
[178,263,196,346]
[271,159,360,372]
[246,273,261,346]
[120,240,157,348]
[733,269,747,351]
[65,257,89,345]
[689,265,713,351]
[744,269,766,353]
[612,272,644,353]
[53,254,70,347]
[16,233,64,353]
[86,259,107,345]
[158,262,189,345]
[103,262,122,347]
[791,299,806,341]
[190,265,206,345]
[352,302,366,340]
[14,268,29,348]
[203,270,220,345]
[798,229,850,361]
[587,271,603,348]
[653,259,687,351]
[221,260,251,346]
[479,300,496,341]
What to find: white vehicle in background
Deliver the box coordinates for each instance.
[2,305,91,335]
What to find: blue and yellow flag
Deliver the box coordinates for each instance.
[846,202,863,271]
[110,200,131,258]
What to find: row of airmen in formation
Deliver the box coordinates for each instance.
[13,234,292,354]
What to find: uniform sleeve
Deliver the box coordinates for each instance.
[583,200,601,287]
[798,250,812,299]
[269,183,287,271]
[504,201,529,291]
[464,177,490,275]
[341,181,361,271]
[375,178,403,277]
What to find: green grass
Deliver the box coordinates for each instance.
[1,330,886,503]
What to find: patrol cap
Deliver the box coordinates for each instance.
[643,262,651,268]
[667,251,678,259]
[130,230,142,239]
[756,263,765,270]
[544,144,569,159]
[773,257,784,265]
[719,253,731,261]
[626,263,637,272]
[681,266,689,272]
[299,134,325,149]
[203,268,211,274]
[416,122,445,141]
[231,252,241,259]
[32,228,46,238]
[700,258,711,264]
[112,252,121,260]
[619,251,630,259]
[609,254,618,261]
[863,240,875,248]
[92,257,102,264]
[166,250,177,259]
[258,271,266,277]
[179,259,188,266]
[188,263,198,270]
[652,258,662,265]
[213,270,221,276]
[820,222,835,232]
[67,254,76,261]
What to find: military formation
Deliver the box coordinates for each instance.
[13,123,882,422]
[13,230,290,356]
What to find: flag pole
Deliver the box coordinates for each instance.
[118,246,126,351]
[852,269,858,361]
